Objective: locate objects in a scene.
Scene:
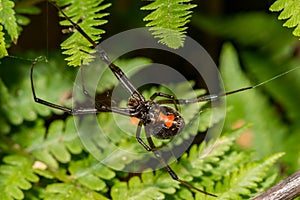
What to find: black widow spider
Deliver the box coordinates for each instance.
[30,3,299,198]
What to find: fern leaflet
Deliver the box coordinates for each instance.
[141,0,197,49]
[0,155,39,199]
[55,0,111,66]
[0,25,8,57]
[44,183,109,199]
[270,0,300,37]
[0,0,41,58]
[111,171,178,200]
[0,0,18,43]
[217,152,284,199]
[0,0,17,58]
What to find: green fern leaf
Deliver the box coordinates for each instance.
[108,125,282,199]
[0,155,39,200]
[78,112,144,171]
[0,78,27,127]
[0,0,18,44]
[44,183,109,200]
[141,0,197,49]
[270,0,300,37]
[68,155,115,191]
[55,0,111,66]
[210,151,250,181]
[11,119,115,198]
[0,54,76,134]
[13,117,84,169]
[218,152,284,199]
[111,171,177,200]
[177,129,243,182]
[35,117,84,168]
[0,1,41,56]
[0,25,8,57]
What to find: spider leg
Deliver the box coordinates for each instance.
[154,65,300,106]
[52,3,145,102]
[135,122,165,151]
[150,92,178,111]
[136,121,152,151]
[30,59,76,114]
[144,132,217,197]
[135,122,216,196]
[155,87,253,105]
[30,59,134,116]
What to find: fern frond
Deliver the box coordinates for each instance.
[55,0,111,67]
[109,126,282,199]
[0,0,41,58]
[110,129,242,198]
[270,0,300,37]
[44,183,109,200]
[141,0,197,49]
[0,155,39,199]
[42,155,114,199]
[11,116,83,169]
[111,170,178,200]
[11,119,115,199]
[0,78,20,127]
[0,25,8,57]
[0,0,17,58]
[0,0,18,43]
[217,152,284,199]
[68,155,115,191]
[15,117,84,169]
[178,130,242,182]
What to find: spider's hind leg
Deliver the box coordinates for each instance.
[135,121,165,152]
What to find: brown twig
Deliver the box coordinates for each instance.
[252,170,300,200]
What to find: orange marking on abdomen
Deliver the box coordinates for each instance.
[158,112,175,128]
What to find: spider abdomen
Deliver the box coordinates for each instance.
[145,105,185,139]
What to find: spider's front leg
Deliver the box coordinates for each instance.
[136,121,151,151]
[135,121,162,151]
[30,59,78,114]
